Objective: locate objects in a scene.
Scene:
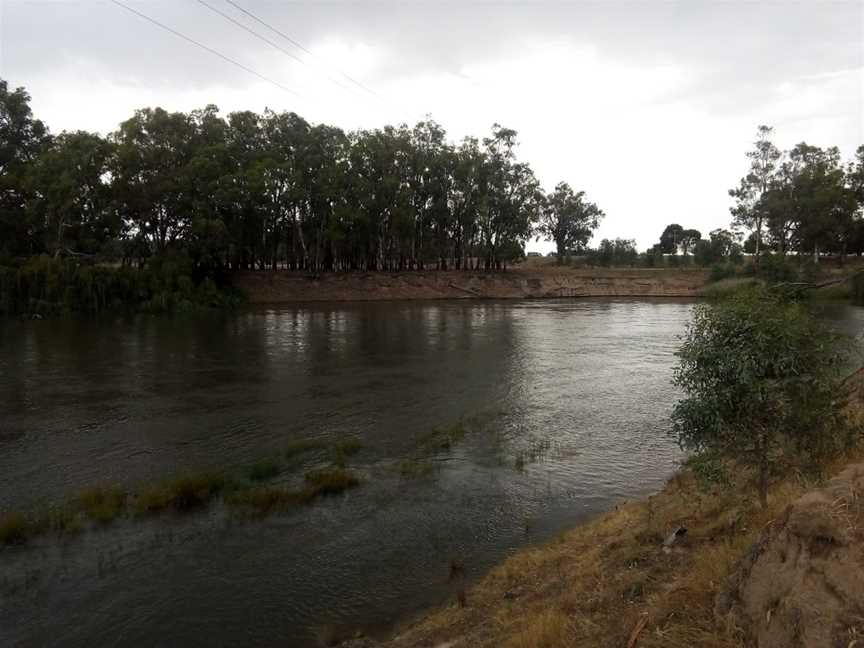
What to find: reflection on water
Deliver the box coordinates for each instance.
[0,299,860,647]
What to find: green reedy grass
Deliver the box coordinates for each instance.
[76,486,127,523]
[134,471,226,514]
[419,422,467,451]
[330,438,365,467]
[243,459,281,482]
[304,468,361,495]
[0,512,30,545]
[284,438,329,459]
[225,486,311,516]
[397,458,436,478]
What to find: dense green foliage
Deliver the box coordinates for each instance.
[729,125,864,262]
[0,79,601,276]
[0,253,240,316]
[672,286,853,505]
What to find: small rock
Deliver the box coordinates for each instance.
[662,526,687,547]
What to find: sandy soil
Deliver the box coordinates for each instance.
[233,268,709,304]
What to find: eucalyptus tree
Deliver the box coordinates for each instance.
[729,125,781,265]
[0,81,50,255]
[479,125,541,270]
[24,131,116,257]
[111,107,201,258]
[537,182,604,263]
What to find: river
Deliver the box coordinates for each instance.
[1,299,861,647]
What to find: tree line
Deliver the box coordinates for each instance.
[1,79,606,275]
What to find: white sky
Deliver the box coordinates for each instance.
[1,0,862,251]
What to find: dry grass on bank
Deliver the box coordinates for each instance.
[388,379,864,648]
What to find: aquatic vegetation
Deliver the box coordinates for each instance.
[304,468,361,495]
[420,422,467,452]
[397,458,436,478]
[76,486,127,523]
[134,471,226,514]
[225,486,309,516]
[513,437,554,471]
[284,438,328,460]
[37,505,82,535]
[0,512,30,545]
[330,438,365,467]
[243,459,281,482]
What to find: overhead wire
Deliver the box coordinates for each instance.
[194,0,359,97]
[222,0,384,101]
[109,0,301,97]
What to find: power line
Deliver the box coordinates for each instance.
[195,0,357,96]
[109,0,301,97]
[222,0,383,101]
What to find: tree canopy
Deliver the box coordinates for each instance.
[0,80,605,274]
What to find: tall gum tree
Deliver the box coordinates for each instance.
[729,125,781,267]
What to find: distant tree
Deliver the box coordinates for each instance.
[729,125,781,266]
[679,228,702,256]
[537,182,604,264]
[672,286,850,507]
[658,223,684,254]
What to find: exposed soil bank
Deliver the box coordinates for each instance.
[234,268,709,304]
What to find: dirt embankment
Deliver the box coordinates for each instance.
[234,268,708,303]
[717,462,864,648]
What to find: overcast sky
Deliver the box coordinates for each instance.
[1,0,861,251]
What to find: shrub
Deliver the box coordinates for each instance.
[672,285,851,506]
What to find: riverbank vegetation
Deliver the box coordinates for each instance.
[5,79,861,316]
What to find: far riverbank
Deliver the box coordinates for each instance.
[234,267,709,303]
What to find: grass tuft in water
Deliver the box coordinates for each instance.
[37,506,83,535]
[134,471,226,514]
[0,512,30,545]
[284,438,328,460]
[330,438,365,467]
[225,486,310,516]
[304,468,361,495]
[243,459,281,482]
[420,422,467,452]
[398,458,436,478]
[76,486,128,523]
